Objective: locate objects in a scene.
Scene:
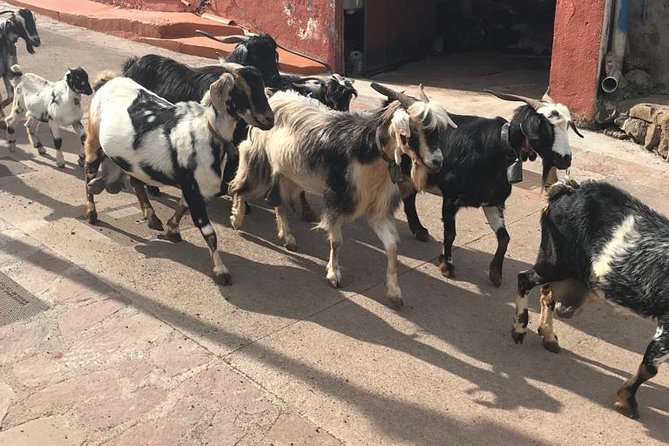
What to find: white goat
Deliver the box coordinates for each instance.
[5,64,92,167]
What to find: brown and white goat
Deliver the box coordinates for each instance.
[228,85,456,307]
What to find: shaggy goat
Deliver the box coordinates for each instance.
[228,84,456,307]
[83,64,273,284]
[0,8,40,111]
[382,88,583,286]
[5,65,92,167]
[513,180,669,419]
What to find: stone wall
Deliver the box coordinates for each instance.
[628,1,669,89]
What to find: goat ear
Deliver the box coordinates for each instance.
[391,109,411,164]
[210,73,235,105]
[520,115,541,140]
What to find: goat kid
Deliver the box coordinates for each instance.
[389,88,582,286]
[229,85,455,307]
[513,180,669,419]
[5,65,92,167]
[84,66,273,285]
[0,8,40,111]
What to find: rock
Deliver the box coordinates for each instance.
[644,123,661,151]
[613,112,628,128]
[603,128,628,140]
[629,103,656,122]
[624,69,655,93]
[624,55,650,72]
[622,117,648,144]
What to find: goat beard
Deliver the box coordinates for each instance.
[410,161,429,193]
[25,42,34,54]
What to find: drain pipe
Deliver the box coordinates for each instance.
[601,0,629,93]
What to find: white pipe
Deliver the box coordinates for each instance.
[601,0,629,93]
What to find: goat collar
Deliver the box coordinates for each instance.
[374,130,402,184]
[207,120,228,145]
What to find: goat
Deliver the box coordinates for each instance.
[0,8,40,113]
[513,179,669,420]
[83,63,273,284]
[5,65,92,167]
[228,84,456,307]
[271,73,358,111]
[195,30,280,86]
[381,88,583,286]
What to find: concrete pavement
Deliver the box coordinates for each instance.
[0,6,668,445]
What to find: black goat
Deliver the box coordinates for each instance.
[0,8,40,113]
[271,73,357,111]
[513,179,669,419]
[196,30,280,85]
[384,88,583,286]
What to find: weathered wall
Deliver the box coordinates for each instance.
[209,0,339,70]
[628,1,669,88]
[550,0,608,120]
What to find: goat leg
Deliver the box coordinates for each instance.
[72,120,87,167]
[370,217,403,308]
[614,324,667,419]
[404,191,429,242]
[48,120,65,168]
[438,200,457,277]
[537,285,560,353]
[129,177,163,231]
[483,205,510,287]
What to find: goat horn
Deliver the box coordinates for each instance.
[484,89,544,111]
[0,10,15,15]
[569,121,585,138]
[542,87,555,103]
[418,84,430,103]
[370,82,416,108]
[196,29,249,44]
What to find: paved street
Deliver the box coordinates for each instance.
[0,7,668,445]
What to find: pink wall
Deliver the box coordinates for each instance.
[550,0,607,121]
[209,0,339,71]
[92,0,187,12]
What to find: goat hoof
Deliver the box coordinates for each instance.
[388,295,404,309]
[414,227,429,242]
[542,339,561,353]
[326,270,342,289]
[614,399,639,419]
[147,216,164,232]
[77,156,85,168]
[489,268,503,287]
[147,186,161,197]
[36,145,46,155]
[86,210,98,225]
[166,231,182,243]
[57,162,66,169]
[438,256,455,278]
[301,208,319,223]
[214,271,232,286]
[511,329,525,344]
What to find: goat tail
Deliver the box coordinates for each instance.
[228,137,273,198]
[120,56,139,75]
[8,64,22,86]
[545,173,580,203]
[92,70,118,92]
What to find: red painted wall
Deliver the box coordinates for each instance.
[209,0,339,71]
[550,0,606,121]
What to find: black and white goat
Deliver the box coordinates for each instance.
[270,73,358,111]
[228,84,456,307]
[512,180,669,419]
[83,63,273,284]
[5,65,92,167]
[385,89,583,286]
[0,8,40,111]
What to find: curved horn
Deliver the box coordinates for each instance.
[196,29,249,44]
[484,89,544,110]
[418,84,430,103]
[569,121,584,138]
[370,82,416,108]
[0,10,15,15]
[542,87,555,103]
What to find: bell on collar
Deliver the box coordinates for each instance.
[506,158,523,184]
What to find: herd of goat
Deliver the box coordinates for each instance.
[2,8,667,421]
